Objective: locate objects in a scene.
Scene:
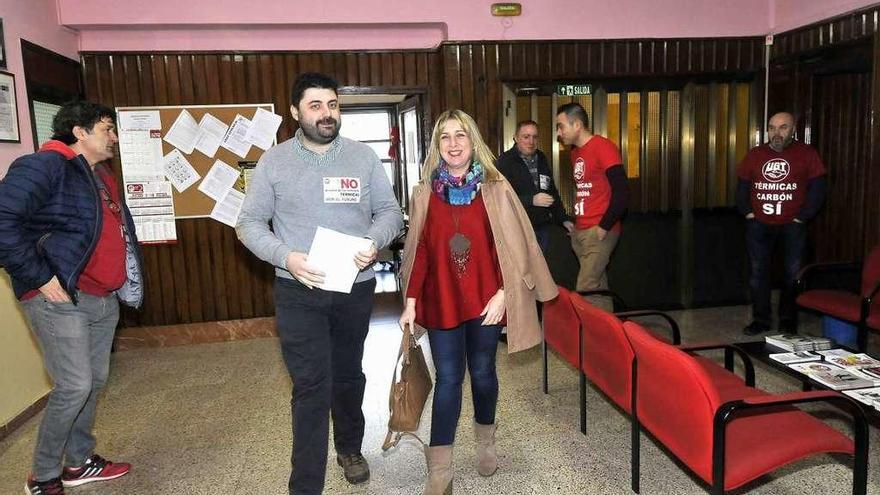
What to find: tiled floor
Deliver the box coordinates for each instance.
[1,297,877,495]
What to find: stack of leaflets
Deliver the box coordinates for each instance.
[842,387,880,410]
[765,333,834,352]
[768,351,822,364]
[788,362,876,390]
[817,350,880,385]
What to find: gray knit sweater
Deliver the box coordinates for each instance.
[236,130,404,283]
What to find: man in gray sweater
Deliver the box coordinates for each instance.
[236,73,403,495]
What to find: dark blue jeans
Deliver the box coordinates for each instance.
[745,220,807,327]
[427,318,502,446]
[274,277,376,495]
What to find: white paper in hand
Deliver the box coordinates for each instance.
[307,227,373,293]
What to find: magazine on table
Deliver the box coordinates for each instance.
[816,350,880,385]
[842,387,880,410]
[787,362,876,390]
[768,351,822,364]
[817,349,880,368]
[765,333,834,352]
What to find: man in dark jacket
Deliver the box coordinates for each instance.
[0,100,143,495]
[497,120,573,256]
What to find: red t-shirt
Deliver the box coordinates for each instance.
[406,193,504,330]
[736,141,826,225]
[571,135,623,231]
[77,171,127,297]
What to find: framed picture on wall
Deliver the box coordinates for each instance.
[0,71,20,143]
[0,19,6,70]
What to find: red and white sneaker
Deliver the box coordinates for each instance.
[61,454,130,487]
[25,475,65,495]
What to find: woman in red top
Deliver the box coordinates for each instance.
[399,110,554,495]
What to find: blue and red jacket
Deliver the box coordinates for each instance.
[0,140,143,307]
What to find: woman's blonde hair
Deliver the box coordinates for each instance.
[421,109,501,182]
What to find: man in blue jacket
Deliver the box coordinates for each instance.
[0,100,143,495]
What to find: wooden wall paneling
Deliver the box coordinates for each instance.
[191,55,209,103]
[714,83,730,206]
[180,220,203,322]
[194,219,216,322]
[178,55,195,104]
[244,54,262,100]
[459,45,475,115]
[122,56,142,105]
[706,82,718,207]
[391,53,405,87]
[667,90,682,211]
[444,45,462,110]
[659,90,669,211]
[639,90,651,211]
[472,45,488,139]
[380,53,394,86]
[165,55,182,104]
[692,84,709,208]
[727,82,742,203]
[403,53,417,87]
[870,34,880,253]
[680,83,696,306]
[220,223,242,319]
[367,53,380,87]
[233,236,255,319]
[485,44,501,154]
[208,221,229,321]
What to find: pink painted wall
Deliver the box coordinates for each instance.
[0,0,79,176]
[772,0,880,33]
[60,0,771,51]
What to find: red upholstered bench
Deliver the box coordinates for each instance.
[796,245,880,351]
[542,286,684,433]
[622,320,869,495]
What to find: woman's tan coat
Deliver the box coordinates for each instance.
[400,177,558,353]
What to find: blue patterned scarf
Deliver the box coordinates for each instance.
[431,161,483,205]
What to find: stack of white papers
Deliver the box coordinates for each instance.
[306,227,373,294]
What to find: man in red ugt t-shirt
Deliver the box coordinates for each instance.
[556,103,628,311]
[736,111,826,335]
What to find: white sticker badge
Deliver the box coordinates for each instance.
[323,177,361,203]
[539,174,551,191]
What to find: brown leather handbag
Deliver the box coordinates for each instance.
[382,325,432,450]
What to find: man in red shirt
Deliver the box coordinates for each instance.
[556,103,628,310]
[736,111,827,335]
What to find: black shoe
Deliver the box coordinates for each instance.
[778,319,797,333]
[26,475,65,495]
[337,453,370,484]
[743,321,771,336]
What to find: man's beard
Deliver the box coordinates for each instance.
[299,117,340,145]
[770,134,793,152]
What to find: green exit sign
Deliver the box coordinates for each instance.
[557,84,593,96]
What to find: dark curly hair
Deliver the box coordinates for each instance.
[51,100,115,145]
[290,72,338,109]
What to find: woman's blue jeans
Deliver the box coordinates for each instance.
[427,318,502,446]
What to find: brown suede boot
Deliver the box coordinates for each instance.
[423,445,453,495]
[473,422,497,477]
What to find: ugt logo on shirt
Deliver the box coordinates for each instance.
[761,159,790,182]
